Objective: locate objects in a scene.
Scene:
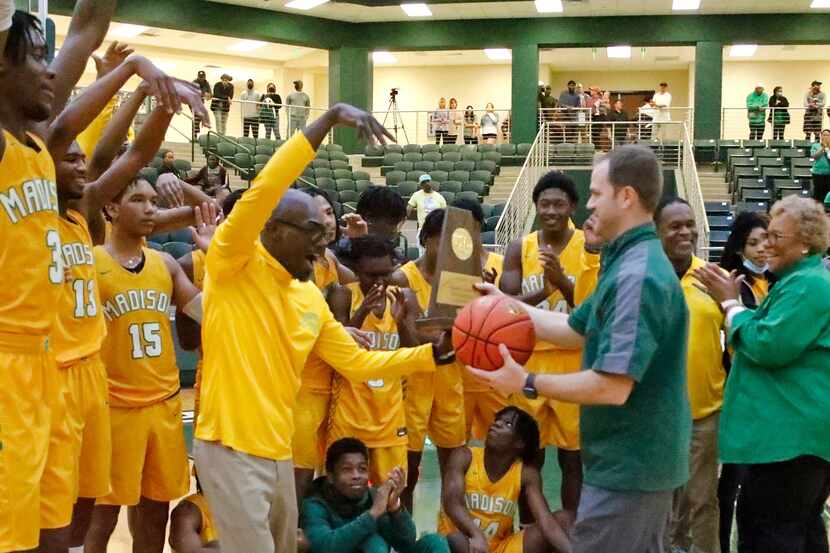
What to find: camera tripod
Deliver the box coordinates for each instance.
[382,92,409,144]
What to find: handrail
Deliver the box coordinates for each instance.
[680,121,710,259]
[720,106,827,141]
[205,130,253,155]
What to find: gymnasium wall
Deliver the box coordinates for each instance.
[722,60,830,108]
[546,69,692,108]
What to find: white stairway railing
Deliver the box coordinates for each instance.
[680,121,710,260]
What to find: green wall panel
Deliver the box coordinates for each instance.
[511,43,539,145]
[329,47,373,154]
[694,41,723,140]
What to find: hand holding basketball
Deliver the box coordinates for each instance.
[467,343,528,396]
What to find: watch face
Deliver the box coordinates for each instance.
[522,387,538,400]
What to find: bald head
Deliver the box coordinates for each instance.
[262,189,329,281]
[268,188,323,227]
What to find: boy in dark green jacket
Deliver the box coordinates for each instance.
[302,438,449,553]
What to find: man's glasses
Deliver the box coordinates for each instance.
[766,231,795,244]
[273,218,327,243]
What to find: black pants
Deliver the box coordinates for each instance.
[813,173,830,203]
[435,130,449,144]
[243,117,260,138]
[262,120,280,140]
[749,123,765,140]
[192,114,204,140]
[719,463,749,552]
[772,124,786,140]
[464,136,478,145]
[445,134,458,144]
[736,455,830,553]
[805,121,822,141]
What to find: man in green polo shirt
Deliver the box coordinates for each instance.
[468,145,691,553]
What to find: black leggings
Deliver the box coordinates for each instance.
[813,173,830,203]
[464,136,478,145]
[749,124,765,140]
[718,463,748,552]
[435,130,449,144]
[243,117,259,138]
[772,124,786,140]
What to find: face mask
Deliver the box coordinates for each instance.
[743,258,768,275]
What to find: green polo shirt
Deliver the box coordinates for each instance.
[568,223,691,492]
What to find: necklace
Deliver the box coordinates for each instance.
[122,254,143,269]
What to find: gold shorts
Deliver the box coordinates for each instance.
[405,363,466,451]
[367,445,408,485]
[292,387,331,471]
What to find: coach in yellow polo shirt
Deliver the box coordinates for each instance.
[194,104,453,553]
[656,198,724,553]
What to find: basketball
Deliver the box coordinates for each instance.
[452,294,536,372]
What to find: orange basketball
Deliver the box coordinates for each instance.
[452,295,535,372]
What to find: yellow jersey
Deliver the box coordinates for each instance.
[682,257,726,420]
[438,447,522,547]
[96,246,179,407]
[749,276,769,305]
[301,249,341,392]
[399,261,431,314]
[192,249,207,290]
[197,133,436,461]
[465,253,504,393]
[329,283,407,448]
[314,249,339,292]
[0,130,61,335]
[53,210,107,365]
[520,230,598,352]
[180,493,218,546]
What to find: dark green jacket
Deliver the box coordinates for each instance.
[301,477,418,553]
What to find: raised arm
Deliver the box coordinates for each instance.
[48,0,117,120]
[442,448,489,553]
[87,85,148,181]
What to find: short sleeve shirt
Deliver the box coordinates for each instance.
[568,223,691,492]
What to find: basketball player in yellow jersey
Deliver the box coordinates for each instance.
[452,198,512,441]
[328,235,422,484]
[169,483,220,552]
[389,208,467,512]
[83,177,203,553]
[500,172,599,518]
[439,407,570,553]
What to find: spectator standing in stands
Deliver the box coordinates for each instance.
[607,99,630,145]
[810,129,830,202]
[768,86,790,140]
[192,70,212,139]
[652,82,672,141]
[559,80,581,141]
[480,103,499,144]
[656,198,723,553]
[241,78,261,139]
[211,73,234,135]
[558,80,581,114]
[447,98,460,144]
[260,82,282,140]
[407,174,447,229]
[462,105,479,145]
[575,83,590,143]
[746,83,768,140]
[540,85,558,123]
[432,97,450,145]
[804,81,825,142]
[587,87,608,148]
[695,196,830,553]
[287,80,311,136]
[638,96,656,140]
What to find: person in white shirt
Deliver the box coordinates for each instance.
[652,82,672,141]
[407,174,447,228]
[240,78,261,138]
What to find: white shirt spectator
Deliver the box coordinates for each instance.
[652,90,672,122]
[240,89,260,119]
[481,112,499,135]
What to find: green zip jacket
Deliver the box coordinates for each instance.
[721,255,830,464]
[746,92,769,124]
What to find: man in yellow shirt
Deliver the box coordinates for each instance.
[500,172,599,518]
[407,174,447,228]
[655,197,724,553]
[193,104,454,553]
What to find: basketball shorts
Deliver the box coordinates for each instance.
[405,363,466,451]
[464,390,509,442]
[368,445,408,485]
[0,333,52,551]
[293,386,331,471]
[97,394,189,506]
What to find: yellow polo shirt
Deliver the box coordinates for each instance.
[196,133,436,461]
[682,256,726,420]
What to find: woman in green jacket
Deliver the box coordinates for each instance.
[302,438,448,553]
[695,195,830,553]
[746,84,769,140]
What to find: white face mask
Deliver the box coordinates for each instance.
[743,258,768,275]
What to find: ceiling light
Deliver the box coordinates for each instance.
[672,0,700,10]
[400,3,432,16]
[811,0,830,7]
[484,48,511,61]
[729,44,757,57]
[372,51,397,64]
[285,0,330,9]
[109,24,148,38]
[607,46,631,59]
[534,0,563,13]
[228,40,267,52]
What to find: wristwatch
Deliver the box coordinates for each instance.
[522,373,538,399]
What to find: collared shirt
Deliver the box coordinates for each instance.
[721,255,830,464]
[568,223,691,492]
[681,256,726,420]
[196,133,436,461]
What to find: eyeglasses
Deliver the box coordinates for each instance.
[766,231,795,244]
[273,218,327,242]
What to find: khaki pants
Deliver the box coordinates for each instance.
[194,439,297,553]
[670,411,721,553]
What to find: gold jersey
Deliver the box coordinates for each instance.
[438,447,522,547]
[329,283,407,448]
[192,249,207,290]
[95,246,179,407]
[53,210,107,364]
[301,249,341,392]
[0,130,61,335]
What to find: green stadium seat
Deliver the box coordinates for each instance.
[336,179,356,191]
[442,152,462,163]
[454,160,475,172]
[574,143,596,163]
[754,149,780,159]
[386,171,405,186]
[314,168,332,179]
[430,170,449,183]
[330,169,350,181]
[234,153,252,168]
[756,157,783,168]
[480,204,495,218]
[403,152,422,162]
[441,144,461,153]
[352,170,370,181]
[394,161,414,173]
[147,241,164,252]
[406,246,420,261]
[483,151,502,164]
[436,161,455,173]
[741,188,773,202]
[791,158,814,170]
[316,177,336,190]
[255,145,274,156]
[476,160,497,174]
[329,151,348,162]
[484,215,500,231]
[297,177,315,188]
[463,181,487,197]
[237,136,256,147]
[174,159,192,174]
[330,160,350,171]
[492,203,506,217]
[768,140,791,149]
[338,189,360,203]
[439,191,456,204]
[421,144,439,154]
[138,167,158,185]
[441,181,463,194]
[780,148,806,160]
[254,163,266,177]
[303,165,315,178]
[478,144,497,153]
[743,140,765,149]
[423,151,442,163]
[326,144,344,153]
[398,181,418,199]
[462,151,482,162]
[693,139,718,162]
[456,191,480,204]
[148,232,171,244]
[254,154,271,165]
[449,170,470,183]
[499,144,516,156]
[355,180,373,192]
[406,171,426,182]
[365,144,384,157]
[162,241,192,259]
[516,144,532,156]
[414,161,434,172]
[384,144,403,154]
[312,159,331,169]
[315,150,330,160]
[470,170,493,186]
[217,142,236,158]
[792,139,813,149]
[736,201,769,213]
[257,138,276,148]
[403,144,422,154]
[461,144,478,153]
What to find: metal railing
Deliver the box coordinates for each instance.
[493,123,551,254]
[369,108,512,147]
[538,106,692,139]
[679,121,710,259]
[721,106,828,141]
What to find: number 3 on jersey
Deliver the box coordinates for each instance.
[129,322,163,359]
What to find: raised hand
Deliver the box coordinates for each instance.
[173,79,211,126]
[332,103,396,145]
[190,202,221,252]
[155,174,185,208]
[93,41,135,78]
[386,466,406,512]
[345,327,373,349]
[341,213,368,239]
[128,55,181,113]
[360,283,387,314]
[482,266,498,284]
[539,246,568,291]
[693,264,743,304]
[370,479,395,519]
[390,287,408,323]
